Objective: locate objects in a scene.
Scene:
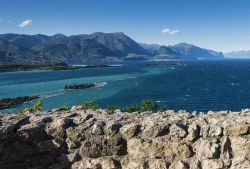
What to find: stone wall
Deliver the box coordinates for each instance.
[0,107,249,169]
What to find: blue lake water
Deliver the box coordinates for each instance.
[1,60,250,113]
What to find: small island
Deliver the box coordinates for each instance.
[0,62,80,72]
[0,96,39,110]
[76,64,115,68]
[64,83,96,90]
[84,64,114,68]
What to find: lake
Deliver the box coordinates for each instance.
[1,60,250,113]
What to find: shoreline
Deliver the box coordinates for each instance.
[0,62,79,73]
[0,63,124,73]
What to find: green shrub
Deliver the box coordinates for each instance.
[32,100,43,112]
[159,105,168,112]
[106,105,118,113]
[19,100,43,114]
[60,104,70,110]
[19,108,31,115]
[123,104,140,113]
[140,100,157,112]
[81,99,99,110]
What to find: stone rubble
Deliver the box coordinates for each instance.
[0,108,249,169]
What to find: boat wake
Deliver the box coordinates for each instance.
[39,90,65,99]
[156,100,167,103]
[94,82,108,88]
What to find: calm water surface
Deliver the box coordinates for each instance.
[1,60,250,113]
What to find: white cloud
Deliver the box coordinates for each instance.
[161,28,171,34]
[18,19,32,27]
[168,30,179,35]
[161,28,180,35]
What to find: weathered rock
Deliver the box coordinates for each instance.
[128,138,193,159]
[67,150,80,163]
[189,158,201,169]
[121,157,147,169]
[201,159,224,169]
[0,108,250,168]
[101,158,121,169]
[72,158,102,169]
[37,140,59,152]
[230,136,250,168]
[194,139,220,159]
[29,114,52,124]
[120,123,140,139]
[48,163,66,169]
[231,158,250,169]
[0,141,36,162]
[187,123,200,141]
[92,121,106,135]
[224,124,249,136]
[208,125,223,137]
[223,159,232,168]
[127,138,164,158]
[46,117,74,145]
[17,123,47,142]
[142,121,169,138]
[148,159,169,169]
[0,115,30,140]
[74,113,93,124]
[200,125,210,138]
[169,160,189,169]
[79,134,127,158]
[0,124,15,140]
[220,137,232,159]
[170,123,188,138]
[105,122,122,135]
[66,126,86,150]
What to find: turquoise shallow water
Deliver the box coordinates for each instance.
[1,60,250,113]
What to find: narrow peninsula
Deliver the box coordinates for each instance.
[0,96,39,110]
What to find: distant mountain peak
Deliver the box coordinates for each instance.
[173,42,194,48]
[171,43,224,60]
[52,33,68,38]
[225,50,250,58]
[91,32,124,35]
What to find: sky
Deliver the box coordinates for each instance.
[1,0,250,52]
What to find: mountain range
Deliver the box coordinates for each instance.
[0,32,224,63]
[224,50,250,58]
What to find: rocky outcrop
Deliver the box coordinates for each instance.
[0,108,249,169]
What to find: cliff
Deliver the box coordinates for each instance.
[0,107,249,169]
